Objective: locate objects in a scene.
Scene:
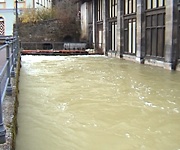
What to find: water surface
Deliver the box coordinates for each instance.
[16,55,180,150]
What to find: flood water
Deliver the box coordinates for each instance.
[16,55,180,150]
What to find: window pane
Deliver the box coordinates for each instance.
[115,23,117,50]
[132,20,136,53]
[147,0,151,9]
[125,0,128,14]
[133,0,136,13]
[158,0,163,7]
[129,0,132,14]
[152,15,157,26]
[157,14,164,26]
[99,30,103,49]
[146,16,151,27]
[109,0,112,17]
[112,24,115,50]
[128,20,132,53]
[152,0,157,8]
[115,4,117,16]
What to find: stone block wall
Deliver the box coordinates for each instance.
[18,19,81,42]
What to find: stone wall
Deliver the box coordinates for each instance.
[18,19,81,42]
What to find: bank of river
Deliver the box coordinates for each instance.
[16,55,180,150]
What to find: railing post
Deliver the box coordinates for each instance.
[0,78,6,144]
[6,39,13,96]
[0,98,6,144]
[13,37,17,68]
[11,39,16,77]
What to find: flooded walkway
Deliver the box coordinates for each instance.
[16,55,180,150]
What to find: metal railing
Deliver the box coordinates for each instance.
[0,36,19,144]
[20,41,87,50]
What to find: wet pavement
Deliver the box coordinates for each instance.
[0,48,6,71]
[0,46,17,150]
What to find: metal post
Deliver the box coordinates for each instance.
[6,39,13,96]
[0,96,6,144]
[0,68,6,144]
[13,38,17,68]
[0,69,6,143]
[11,40,16,77]
[15,0,19,53]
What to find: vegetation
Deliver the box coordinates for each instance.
[19,0,78,23]
[18,0,81,42]
[19,8,54,23]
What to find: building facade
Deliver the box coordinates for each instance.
[0,0,52,36]
[80,0,180,70]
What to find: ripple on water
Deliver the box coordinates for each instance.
[16,55,180,150]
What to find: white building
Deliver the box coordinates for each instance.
[0,0,52,36]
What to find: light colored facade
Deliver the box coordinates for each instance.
[80,0,180,70]
[0,0,52,36]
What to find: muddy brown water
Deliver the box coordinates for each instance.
[16,55,180,150]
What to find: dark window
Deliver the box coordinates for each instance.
[109,0,117,18]
[146,0,165,10]
[109,22,117,51]
[97,0,103,21]
[88,2,93,24]
[124,0,137,54]
[124,0,136,15]
[145,11,165,57]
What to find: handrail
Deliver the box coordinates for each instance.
[0,36,19,144]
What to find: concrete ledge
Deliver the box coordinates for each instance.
[107,52,180,71]
[144,58,164,68]
[107,51,120,58]
[163,62,172,70]
[122,54,136,62]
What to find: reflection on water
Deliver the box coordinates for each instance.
[16,55,180,150]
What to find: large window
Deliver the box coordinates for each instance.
[125,0,136,15]
[108,0,117,51]
[146,0,165,10]
[109,0,117,18]
[88,2,93,24]
[145,0,165,57]
[124,19,136,54]
[97,0,102,21]
[124,0,136,55]
[109,22,117,51]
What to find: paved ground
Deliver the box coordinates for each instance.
[0,47,17,150]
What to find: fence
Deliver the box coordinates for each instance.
[0,36,19,144]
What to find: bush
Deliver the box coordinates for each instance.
[19,8,54,23]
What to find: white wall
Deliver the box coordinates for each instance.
[0,0,52,36]
[0,9,15,35]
